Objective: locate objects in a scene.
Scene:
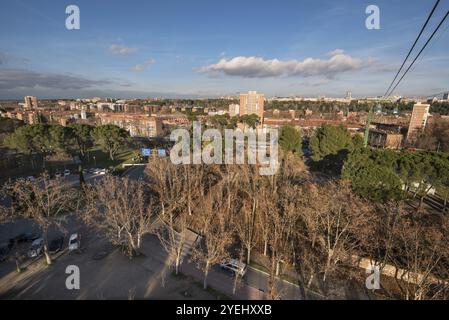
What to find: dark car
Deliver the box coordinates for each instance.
[22,233,40,242]
[49,237,64,254]
[8,233,39,248]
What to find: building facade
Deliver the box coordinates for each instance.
[228,104,240,117]
[99,113,162,138]
[24,96,38,110]
[406,103,430,143]
[239,91,265,122]
[368,130,403,149]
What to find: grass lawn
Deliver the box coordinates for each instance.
[84,147,139,170]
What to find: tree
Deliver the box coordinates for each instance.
[68,124,94,161]
[4,174,77,265]
[389,215,449,300]
[231,165,259,265]
[279,125,303,157]
[342,148,404,202]
[156,204,189,275]
[191,182,234,289]
[266,183,300,299]
[309,125,355,174]
[294,181,375,297]
[146,159,186,217]
[92,124,130,160]
[48,125,74,156]
[82,175,156,257]
[239,114,260,129]
[4,125,43,155]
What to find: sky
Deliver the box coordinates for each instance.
[0,0,448,99]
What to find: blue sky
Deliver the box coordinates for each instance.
[0,0,448,99]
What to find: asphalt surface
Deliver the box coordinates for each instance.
[0,164,320,299]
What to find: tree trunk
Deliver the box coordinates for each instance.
[43,229,52,265]
[137,234,141,249]
[232,273,239,295]
[15,258,21,273]
[44,248,52,265]
[247,247,251,265]
[264,240,268,256]
[203,261,210,290]
[109,149,115,161]
[175,256,180,275]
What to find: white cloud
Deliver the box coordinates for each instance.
[109,44,138,55]
[327,49,345,57]
[199,51,373,79]
[131,58,156,72]
[131,64,145,72]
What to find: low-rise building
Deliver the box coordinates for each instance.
[98,113,162,137]
[368,130,403,149]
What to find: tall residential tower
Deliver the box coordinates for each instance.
[239,91,265,123]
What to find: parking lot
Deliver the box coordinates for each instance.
[0,213,220,300]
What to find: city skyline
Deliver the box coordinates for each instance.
[0,0,449,99]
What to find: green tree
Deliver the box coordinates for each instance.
[279,125,303,157]
[68,124,94,160]
[4,124,49,155]
[92,124,131,160]
[309,125,353,162]
[342,148,403,202]
[239,114,260,129]
[48,125,74,156]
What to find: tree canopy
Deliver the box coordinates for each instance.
[92,124,131,160]
[279,125,303,157]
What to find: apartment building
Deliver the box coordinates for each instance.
[406,103,430,143]
[24,96,38,110]
[98,113,162,138]
[239,91,265,122]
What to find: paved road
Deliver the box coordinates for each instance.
[0,167,143,279]
[1,164,320,299]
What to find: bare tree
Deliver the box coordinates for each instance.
[146,158,184,217]
[234,165,261,265]
[191,182,234,289]
[389,214,449,300]
[82,175,156,257]
[293,181,375,296]
[156,206,189,275]
[4,174,76,265]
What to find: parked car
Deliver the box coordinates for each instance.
[64,169,71,176]
[49,237,64,254]
[68,233,80,252]
[0,243,11,262]
[219,259,247,277]
[92,168,106,175]
[55,172,62,179]
[8,232,39,247]
[27,238,44,258]
[8,234,26,247]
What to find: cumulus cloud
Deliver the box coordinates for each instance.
[109,44,138,55]
[0,68,111,90]
[327,49,345,57]
[199,51,373,79]
[131,58,156,72]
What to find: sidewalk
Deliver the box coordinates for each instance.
[179,261,268,300]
